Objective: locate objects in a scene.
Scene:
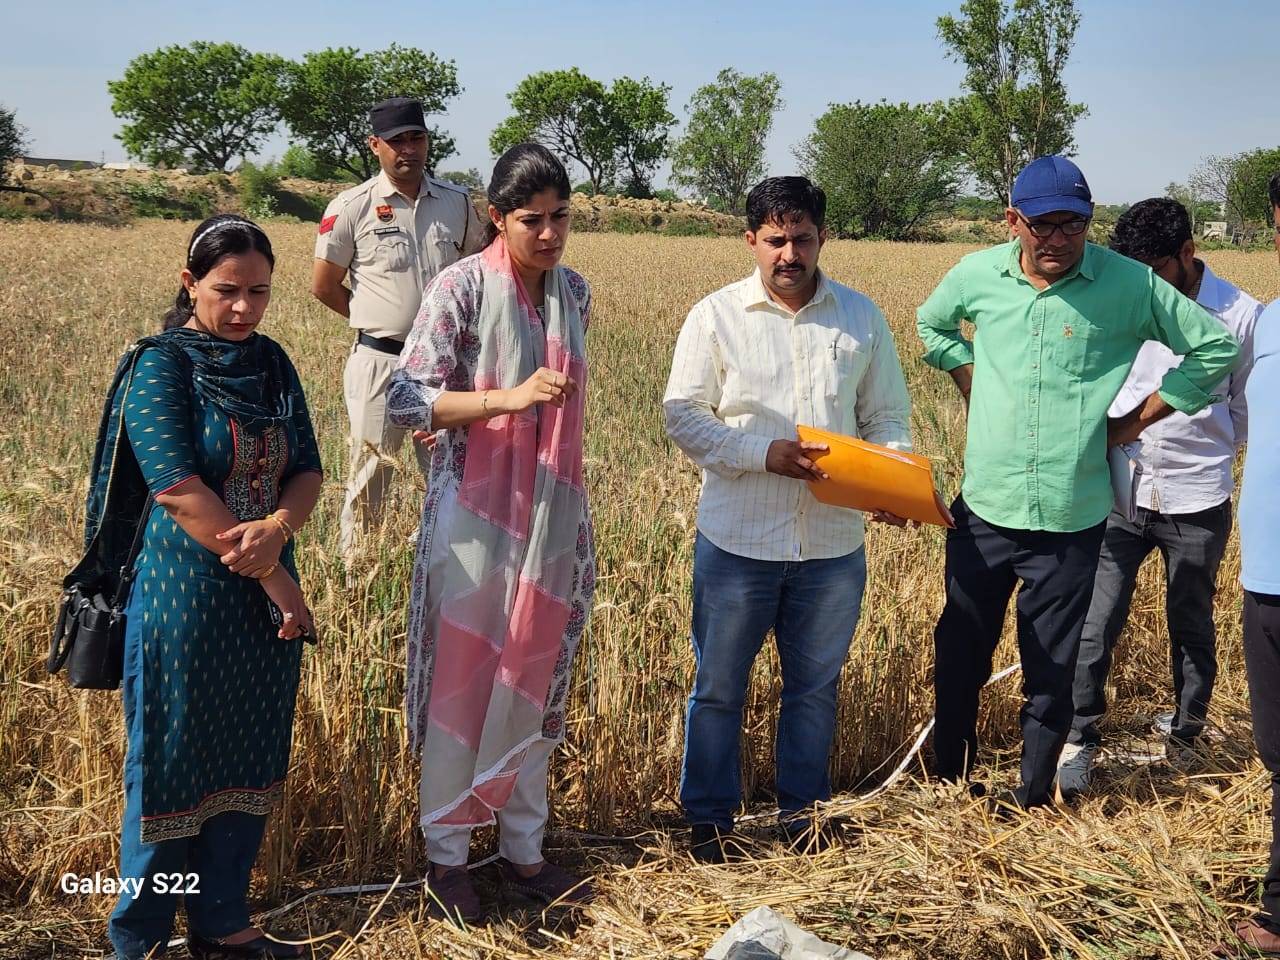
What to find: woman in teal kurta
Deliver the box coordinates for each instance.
[105,215,322,960]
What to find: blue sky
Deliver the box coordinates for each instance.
[4,0,1276,203]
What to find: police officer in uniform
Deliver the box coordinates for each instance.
[313,97,484,561]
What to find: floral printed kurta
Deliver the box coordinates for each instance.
[387,254,596,751]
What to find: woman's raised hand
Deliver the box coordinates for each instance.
[217,518,284,577]
[509,367,577,412]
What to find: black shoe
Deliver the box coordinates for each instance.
[690,823,744,864]
[187,932,303,959]
[779,819,841,855]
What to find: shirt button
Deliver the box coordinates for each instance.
[251,479,261,489]
[257,457,268,467]
[1027,465,1034,472]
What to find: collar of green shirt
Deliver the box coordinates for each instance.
[744,268,835,315]
[999,239,1097,287]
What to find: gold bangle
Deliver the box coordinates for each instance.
[481,390,491,419]
[267,511,293,541]
[257,562,278,580]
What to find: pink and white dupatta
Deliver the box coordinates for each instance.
[412,238,589,827]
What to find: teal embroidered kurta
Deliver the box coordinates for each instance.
[115,330,322,842]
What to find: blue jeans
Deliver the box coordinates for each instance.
[680,533,867,829]
[108,593,268,959]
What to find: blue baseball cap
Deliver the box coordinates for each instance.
[1011,156,1094,219]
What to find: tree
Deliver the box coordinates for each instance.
[277,144,353,182]
[279,45,461,181]
[108,42,285,172]
[490,68,618,194]
[0,103,29,189]
[1230,147,1280,225]
[670,69,782,215]
[608,77,675,197]
[1189,148,1280,229]
[1164,181,1218,234]
[436,167,483,190]
[796,100,964,240]
[937,0,1088,205]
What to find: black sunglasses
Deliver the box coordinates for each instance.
[1015,210,1090,238]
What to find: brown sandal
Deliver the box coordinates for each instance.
[425,864,482,926]
[497,859,594,906]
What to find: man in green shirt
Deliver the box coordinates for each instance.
[916,155,1239,810]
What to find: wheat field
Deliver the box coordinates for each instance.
[1,222,1279,959]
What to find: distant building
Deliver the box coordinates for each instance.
[103,161,153,172]
[1202,221,1227,241]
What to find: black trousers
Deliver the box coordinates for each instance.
[1243,590,1280,931]
[933,496,1106,807]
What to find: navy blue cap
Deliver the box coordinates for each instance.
[1011,155,1094,218]
[369,97,427,140]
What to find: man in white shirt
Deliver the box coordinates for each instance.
[663,177,912,862]
[1059,198,1262,798]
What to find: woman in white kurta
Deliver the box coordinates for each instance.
[386,143,595,923]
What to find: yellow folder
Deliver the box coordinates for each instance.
[796,424,955,528]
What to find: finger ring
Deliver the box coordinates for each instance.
[283,612,295,620]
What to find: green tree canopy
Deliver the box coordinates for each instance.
[1229,147,1280,225]
[608,77,675,197]
[277,144,354,182]
[938,0,1087,205]
[0,103,29,188]
[490,68,618,194]
[796,100,964,240]
[670,68,782,215]
[279,45,461,181]
[108,42,285,172]
[436,167,483,190]
[490,71,675,197]
[1164,180,1220,232]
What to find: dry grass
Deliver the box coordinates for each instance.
[1,222,1278,959]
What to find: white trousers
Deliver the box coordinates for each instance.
[340,343,427,559]
[422,736,557,867]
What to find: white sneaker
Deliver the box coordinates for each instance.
[1057,742,1100,799]
[1151,710,1175,737]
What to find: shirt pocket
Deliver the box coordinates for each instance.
[376,236,412,271]
[822,330,871,404]
[427,224,462,270]
[1046,308,1099,375]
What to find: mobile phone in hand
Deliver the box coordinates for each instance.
[267,600,317,645]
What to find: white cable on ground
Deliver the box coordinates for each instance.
[168,660,1026,942]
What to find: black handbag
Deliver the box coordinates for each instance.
[48,340,162,690]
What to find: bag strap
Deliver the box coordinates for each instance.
[111,491,154,610]
[66,338,165,583]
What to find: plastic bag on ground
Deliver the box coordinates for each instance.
[704,905,874,960]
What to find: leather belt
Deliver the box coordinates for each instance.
[356,332,405,355]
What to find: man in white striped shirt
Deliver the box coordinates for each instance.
[663,177,912,862]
